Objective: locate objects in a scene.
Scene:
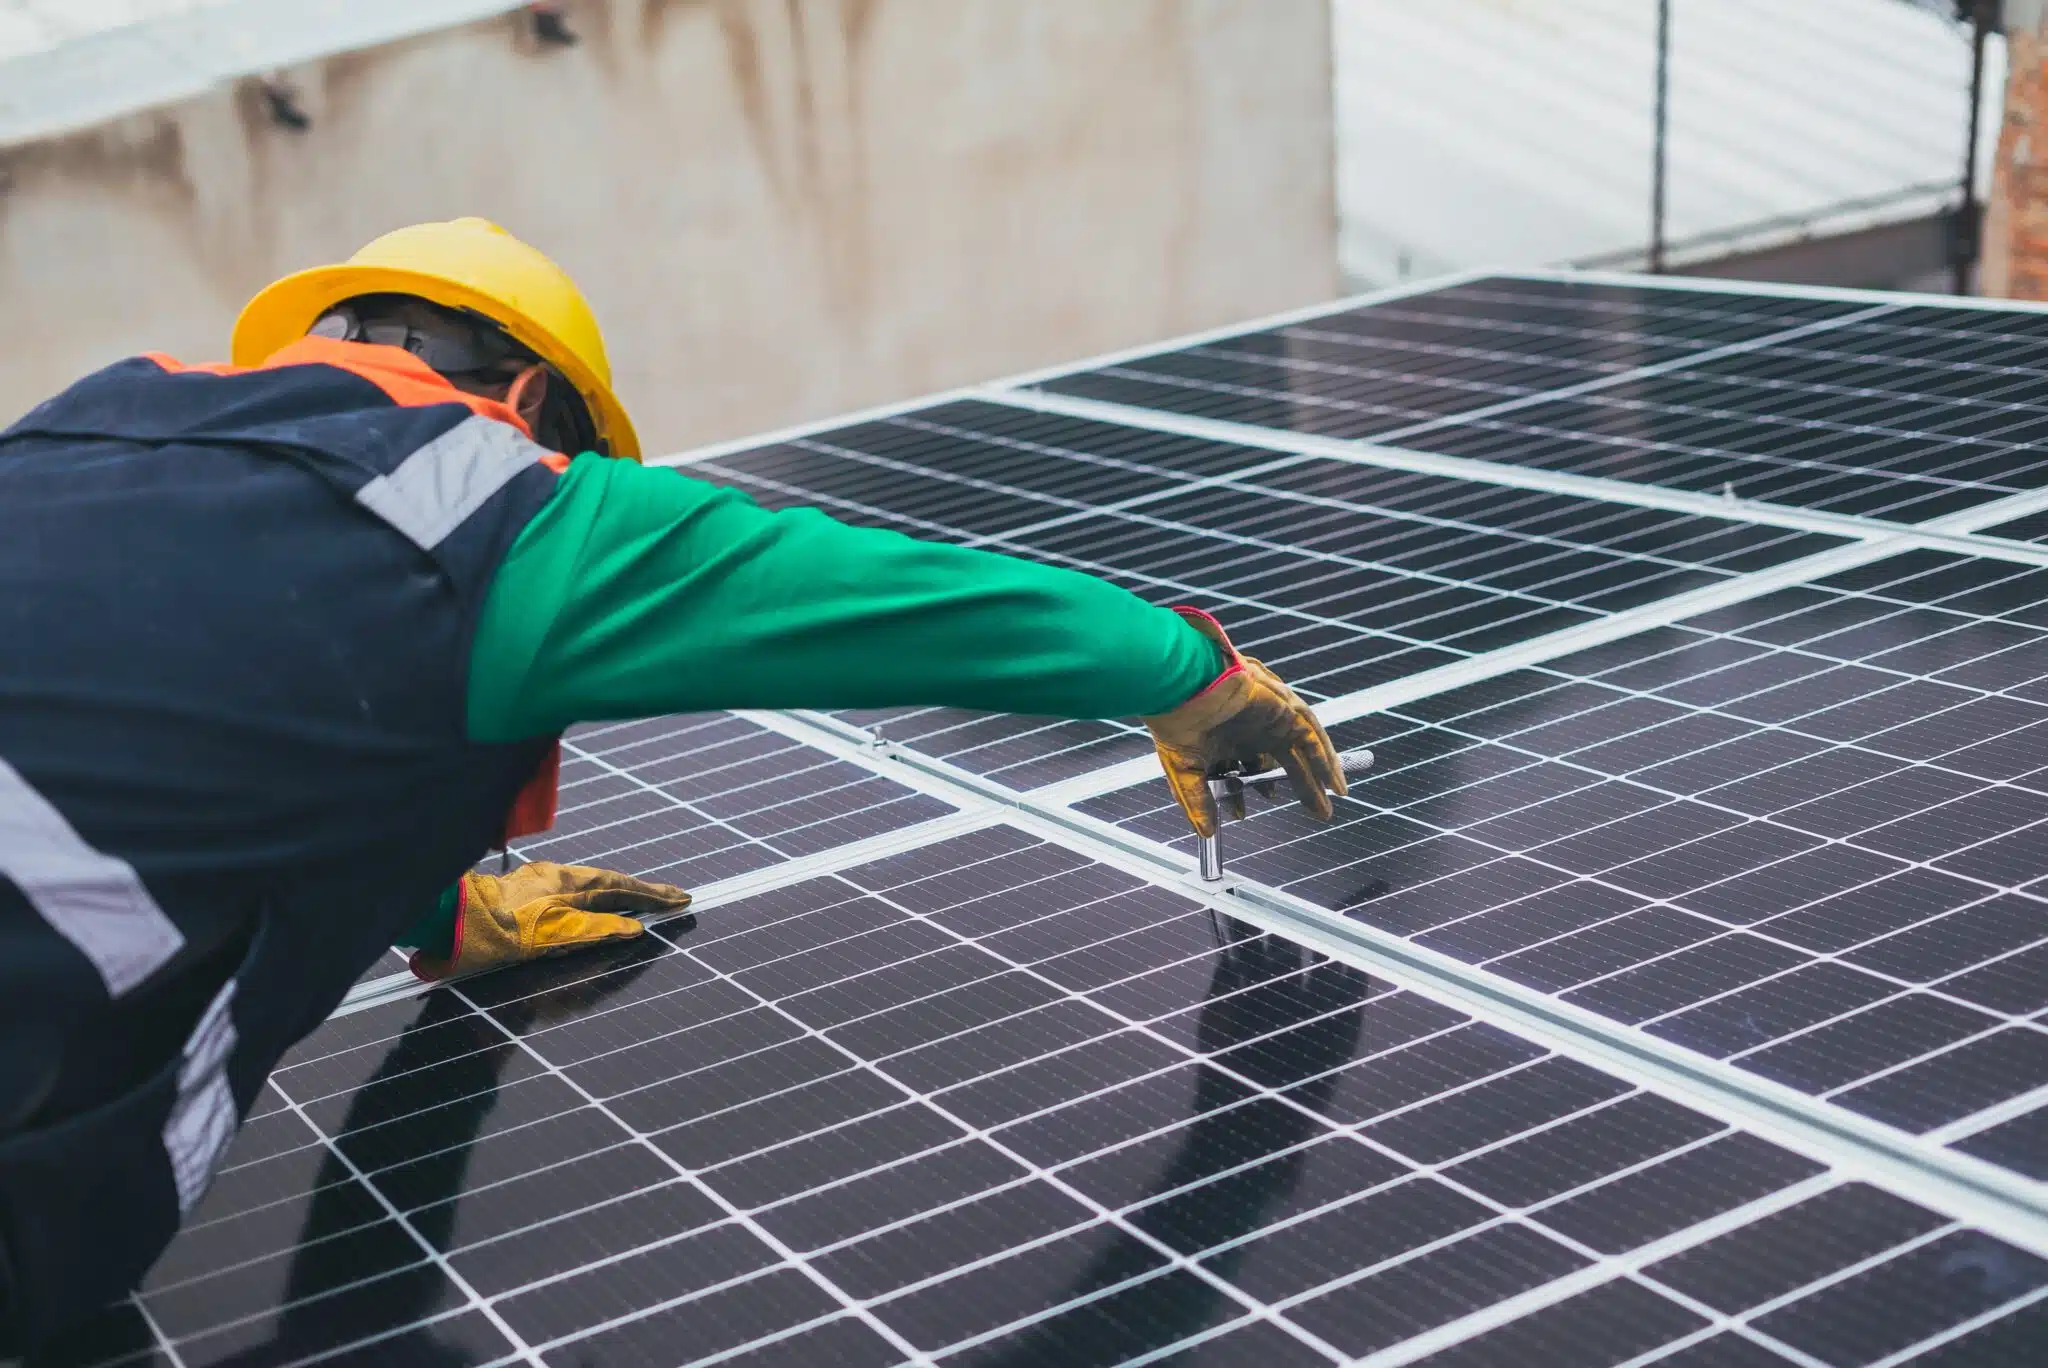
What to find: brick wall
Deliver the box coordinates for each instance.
[1985,23,2048,297]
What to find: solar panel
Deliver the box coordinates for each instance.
[346,713,963,997]
[60,828,2048,1367]
[1032,278,1876,441]
[1981,506,2048,545]
[1032,277,2048,525]
[1079,546,2048,1175]
[43,271,2048,1366]
[695,398,1844,789]
[541,714,956,874]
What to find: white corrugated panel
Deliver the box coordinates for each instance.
[1336,0,2006,286]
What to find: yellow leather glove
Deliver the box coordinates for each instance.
[1141,608,1345,840]
[408,863,691,982]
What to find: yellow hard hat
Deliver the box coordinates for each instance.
[231,218,640,461]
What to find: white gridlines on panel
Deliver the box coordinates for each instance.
[982,384,2048,571]
[195,828,2011,1368]
[687,412,1855,791]
[714,413,1842,651]
[984,277,2048,536]
[682,309,2048,1239]
[255,771,2039,1355]
[1027,290,1906,475]
[339,712,976,1013]
[199,270,2048,1368]
[768,699,2048,1253]
[644,265,2048,482]
[1017,432,2048,809]
[654,270,2048,816]
[1116,595,2048,1132]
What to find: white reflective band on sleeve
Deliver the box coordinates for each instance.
[354,414,549,551]
[164,976,239,1214]
[0,755,185,997]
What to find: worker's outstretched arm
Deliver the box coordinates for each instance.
[414,456,1340,978]
[466,456,1228,738]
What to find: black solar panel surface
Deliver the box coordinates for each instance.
[42,273,2048,1368]
[1034,278,1871,439]
[698,399,1841,788]
[1981,507,2048,544]
[1037,278,2048,524]
[348,714,957,990]
[1083,549,2048,1178]
[42,829,2047,1368]
[541,714,957,878]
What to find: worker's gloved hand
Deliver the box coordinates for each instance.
[408,863,690,982]
[1142,608,1345,840]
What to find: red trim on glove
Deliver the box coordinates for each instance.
[1170,605,1245,699]
[1189,659,1247,699]
[407,878,469,983]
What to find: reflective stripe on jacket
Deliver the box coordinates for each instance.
[0,339,563,1350]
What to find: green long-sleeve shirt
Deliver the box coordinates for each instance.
[401,453,1222,955]
[467,454,1224,739]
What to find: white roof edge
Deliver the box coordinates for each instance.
[0,0,527,150]
[1576,184,1962,273]
[1513,265,2048,315]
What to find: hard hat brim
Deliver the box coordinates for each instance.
[232,262,642,462]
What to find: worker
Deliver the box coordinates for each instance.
[0,218,1343,1351]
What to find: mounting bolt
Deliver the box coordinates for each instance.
[530,3,579,45]
[260,79,310,131]
[1193,748,1374,885]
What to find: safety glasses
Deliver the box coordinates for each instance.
[309,295,529,377]
[312,294,608,457]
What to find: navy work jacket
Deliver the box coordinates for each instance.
[0,339,565,1349]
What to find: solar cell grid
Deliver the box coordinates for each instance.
[1035,275,2048,529]
[542,714,957,874]
[1386,305,2048,525]
[1980,506,2048,545]
[345,715,959,995]
[1081,548,2048,1180]
[44,271,2048,1368]
[695,398,1839,789]
[47,827,2045,1368]
[1031,277,1872,442]
[1396,369,2042,526]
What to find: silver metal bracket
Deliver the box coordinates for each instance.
[1195,748,1375,886]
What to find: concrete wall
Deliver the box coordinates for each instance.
[0,0,1337,454]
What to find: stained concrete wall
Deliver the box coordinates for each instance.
[0,0,1336,454]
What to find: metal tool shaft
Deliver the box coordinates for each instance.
[1228,749,1378,788]
[1196,748,1374,883]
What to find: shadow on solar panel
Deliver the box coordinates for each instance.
[173,966,649,1368]
[34,268,2048,1368]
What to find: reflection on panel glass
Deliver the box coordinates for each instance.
[1037,276,2048,524]
[1037,277,1865,441]
[54,827,2042,1368]
[1083,551,2048,1182]
[694,397,1838,786]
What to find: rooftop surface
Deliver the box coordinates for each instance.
[42,266,2048,1368]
